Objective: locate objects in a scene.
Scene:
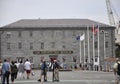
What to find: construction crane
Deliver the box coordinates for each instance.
[105,0,120,44]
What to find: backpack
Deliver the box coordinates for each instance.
[41,63,47,70]
[117,63,120,75]
[11,65,18,73]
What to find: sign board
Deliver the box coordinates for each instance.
[33,51,73,54]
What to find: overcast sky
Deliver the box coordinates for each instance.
[0,0,120,27]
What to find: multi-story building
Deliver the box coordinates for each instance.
[0,19,115,69]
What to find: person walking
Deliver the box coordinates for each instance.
[53,60,59,82]
[24,59,31,79]
[50,61,54,82]
[38,60,47,82]
[18,61,25,79]
[14,61,19,79]
[10,61,18,84]
[37,61,42,82]
[1,59,11,84]
[113,58,120,84]
[0,60,3,75]
[0,60,3,83]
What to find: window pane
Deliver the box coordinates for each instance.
[6,32,11,39]
[95,41,98,49]
[18,31,22,37]
[30,31,33,37]
[105,42,108,48]
[18,42,22,49]
[41,42,44,49]
[51,42,55,48]
[95,56,98,62]
[30,43,33,50]
[7,43,11,50]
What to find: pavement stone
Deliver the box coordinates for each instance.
[0,70,115,84]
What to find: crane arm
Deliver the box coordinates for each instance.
[105,0,115,26]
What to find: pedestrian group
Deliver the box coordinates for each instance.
[0,58,60,84]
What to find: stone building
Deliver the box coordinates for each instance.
[0,19,115,69]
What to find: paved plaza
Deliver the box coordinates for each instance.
[1,70,115,84]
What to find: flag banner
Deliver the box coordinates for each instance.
[92,25,98,35]
[80,34,85,41]
[76,35,80,40]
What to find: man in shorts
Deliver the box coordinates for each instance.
[113,58,120,84]
[24,59,31,79]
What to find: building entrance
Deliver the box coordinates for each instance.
[49,55,58,62]
[16,57,25,62]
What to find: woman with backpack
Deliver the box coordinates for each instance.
[10,61,18,83]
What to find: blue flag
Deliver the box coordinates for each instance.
[76,36,80,40]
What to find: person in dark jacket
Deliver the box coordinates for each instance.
[10,61,18,83]
[38,60,47,82]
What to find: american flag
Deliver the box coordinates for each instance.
[92,25,98,35]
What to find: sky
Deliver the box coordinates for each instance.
[0,0,120,27]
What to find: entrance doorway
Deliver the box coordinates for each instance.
[50,57,57,62]
[16,57,25,63]
[49,55,58,62]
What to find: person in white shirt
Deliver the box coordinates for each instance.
[24,59,31,79]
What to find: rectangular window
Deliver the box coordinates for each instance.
[7,42,11,50]
[18,42,22,49]
[51,31,54,38]
[62,45,66,49]
[105,42,108,48]
[30,31,33,37]
[6,32,11,39]
[29,57,33,63]
[16,57,25,63]
[62,31,65,39]
[41,42,44,49]
[72,31,76,37]
[95,41,98,49]
[51,42,55,48]
[30,42,33,50]
[95,56,98,62]
[40,31,44,36]
[18,31,22,37]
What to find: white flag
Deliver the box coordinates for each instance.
[80,34,85,41]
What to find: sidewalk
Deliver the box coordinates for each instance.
[1,70,115,84]
[9,79,115,84]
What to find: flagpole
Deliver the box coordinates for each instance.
[79,34,85,64]
[97,25,100,69]
[87,26,90,63]
[79,34,81,63]
[84,33,85,64]
[92,25,95,69]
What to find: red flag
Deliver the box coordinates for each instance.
[92,25,98,35]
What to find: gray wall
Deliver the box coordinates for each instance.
[0,27,115,68]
